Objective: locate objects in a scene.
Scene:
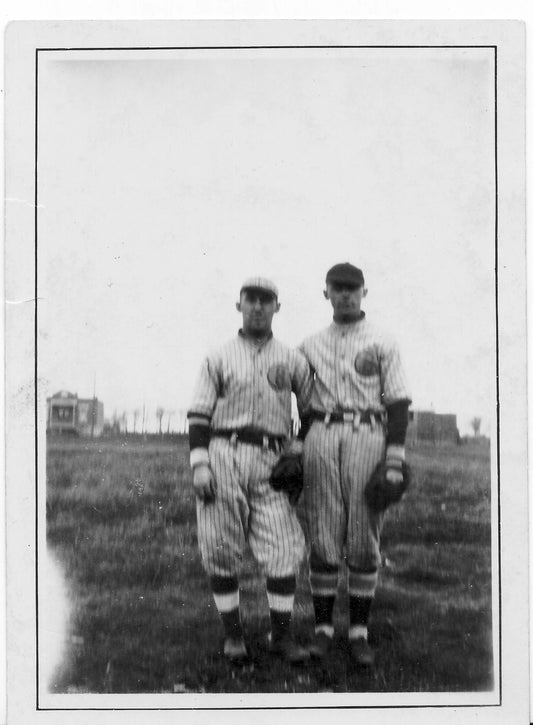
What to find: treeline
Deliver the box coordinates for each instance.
[104,408,189,436]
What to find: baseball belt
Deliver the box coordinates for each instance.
[212,428,285,453]
[309,409,385,425]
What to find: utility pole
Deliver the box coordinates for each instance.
[91,373,96,439]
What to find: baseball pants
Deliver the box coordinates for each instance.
[196,437,306,579]
[303,420,386,597]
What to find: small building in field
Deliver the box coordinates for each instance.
[46,391,104,437]
[407,410,459,445]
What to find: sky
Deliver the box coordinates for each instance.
[37,47,496,435]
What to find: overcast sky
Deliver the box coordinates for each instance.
[37,48,496,435]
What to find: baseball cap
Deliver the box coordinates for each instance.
[240,276,279,299]
[325,263,365,288]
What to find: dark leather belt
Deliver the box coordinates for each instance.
[310,410,385,425]
[212,428,285,452]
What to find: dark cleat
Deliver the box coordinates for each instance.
[349,637,376,667]
[308,632,334,660]
[268,635,310,664]
[223,636,249,664]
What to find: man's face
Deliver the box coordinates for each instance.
[324,282,367,322]
[236,289,280,336]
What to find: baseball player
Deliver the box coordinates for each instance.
[299,262,411,666]
[187,277,312,664]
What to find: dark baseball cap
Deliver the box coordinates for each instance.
[326,263,365,288]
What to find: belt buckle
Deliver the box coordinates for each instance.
[342,411,355,423]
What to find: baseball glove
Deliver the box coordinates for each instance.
[364,460,411,512]
[270,453,304,506]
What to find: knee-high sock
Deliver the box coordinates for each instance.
[348,595,373,641]
[347,567,377,640]
[267,575,296,642]
[312,595,336,637]
[309,563,338,637]
[210,575,242,638]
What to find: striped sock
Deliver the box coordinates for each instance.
[220,608,243,639]
[210,575,242,638]
[267,575,296,642]
[349,595,372,641]
[269,609,292,641]
[313,595,335,637]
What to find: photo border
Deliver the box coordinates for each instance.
[34,42,500,712]
[5,19,526,724]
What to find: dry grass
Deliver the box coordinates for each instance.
[45,435,494,694]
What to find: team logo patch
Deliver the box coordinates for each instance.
[354,348,380,376]
[267,363,291,391]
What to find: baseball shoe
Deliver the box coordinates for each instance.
[308,631,334,660]
[268,634,310,664]
[223,636,249,664]
[349,637,375,667]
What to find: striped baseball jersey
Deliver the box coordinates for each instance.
[299,315,411,413]
[188,331,312,436]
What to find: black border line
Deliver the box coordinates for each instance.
[35,43,501,712]
[36,44,496,50]
[34,46,40,710]
[493,45,502,705]
[34,703,499,712]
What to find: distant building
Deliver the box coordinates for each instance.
[46,391,104,437]
[407,410,459,445]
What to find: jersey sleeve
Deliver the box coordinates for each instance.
[290,348,313,418]
[378,337,411,461]
[289,346,313,447]
[186,354,220,468]
[379,338,412,407]
[188,354,220,418]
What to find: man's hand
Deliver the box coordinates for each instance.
[385,445,405,484]
[364,459,411,512]
[192,463,217,503]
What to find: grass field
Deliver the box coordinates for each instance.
[45,434,494,694]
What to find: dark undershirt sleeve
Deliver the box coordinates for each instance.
[187,413,211,451]
[385,400,410,446]
[297,414,311,441]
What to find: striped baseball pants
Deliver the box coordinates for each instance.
[196,437,306,579]
[303,420,386,598]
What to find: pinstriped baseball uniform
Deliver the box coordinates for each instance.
[187,278,313,661]
[189,332,311,579]
[198,437,304,579]
[190,334,307,439]
[299,316,411,598]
